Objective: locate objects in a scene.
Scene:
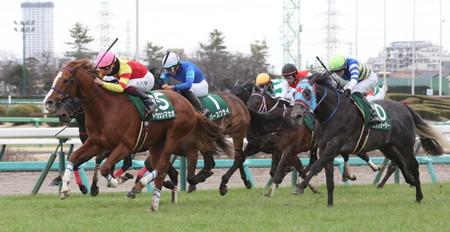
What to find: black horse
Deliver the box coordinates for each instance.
[291,73,449,207]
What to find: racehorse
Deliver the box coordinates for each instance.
[246,84,381,185]
[291,73,450,207]
[229,82,319,196]
[44,59,232,211]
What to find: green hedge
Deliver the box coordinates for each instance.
[387,93,450,121]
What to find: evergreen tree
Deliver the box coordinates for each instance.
[65,22,95,59]
[142,41,165,74]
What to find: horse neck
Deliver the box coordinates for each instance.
[76,72,109,121]
[313,85,339,124]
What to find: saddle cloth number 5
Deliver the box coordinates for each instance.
[153,92,170,111]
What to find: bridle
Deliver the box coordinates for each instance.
[52,66,101,103]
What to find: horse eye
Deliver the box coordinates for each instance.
[63,79,69,83]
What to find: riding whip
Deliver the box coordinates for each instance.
[94,37,119,70]
[316,56,343,90]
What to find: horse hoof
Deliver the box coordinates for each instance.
[124,172,134,180]
[132,182,144,194]
[163,180,176,190]
[219,185,228,196]
[90,186,99,197]
[107,178,119,188]
[293,187,304,195]
[327,204,334,208]
[50,176,61,186]
[127,191,136,199]
[60,190,70,200]
[264,191,273,198]
[187,185,197,193]
[244,180,252,189]
[79,185,88,195]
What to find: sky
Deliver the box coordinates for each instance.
[0,0,449,73]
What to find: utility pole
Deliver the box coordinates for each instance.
[439,0,442,96]
[14,20,34,96]
[135,0,140,60]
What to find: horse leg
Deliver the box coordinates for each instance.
[289,154,319,194]
[99,144,133,188]
[377,162,396,188]
[150,140,177,212]
[396,144,423,203]
[190,151,215,192]
[357,152,381,172]
[220,142,258,196]
[90,152,108,196]
[60,142,102,200]
[265,150,283,197]
[186,149,199,193]
[115,155,134,184]
[128,150,159,199]
[304,146,318,174]
[295,143,337,196]
[341,154,356,182]
[234,137,252,189]
[324,160,335,208]
[379,145,415,185]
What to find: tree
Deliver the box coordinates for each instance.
[142,41,165,74]
[65,22,95,59]
[248,40,270,78]
[196,29,231,90]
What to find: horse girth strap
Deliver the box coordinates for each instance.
[351,123,370,154]
[133,121,148,152]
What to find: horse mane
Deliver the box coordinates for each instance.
[65,59,95,72]
[308,71,331,86]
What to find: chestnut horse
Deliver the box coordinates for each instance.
[44,59,232,211]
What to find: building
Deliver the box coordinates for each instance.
[21,2,54,59]
[367,41,450,75]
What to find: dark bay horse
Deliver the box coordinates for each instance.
[291,73,450,207]
[44,59,232,211]
[230,83,318,196]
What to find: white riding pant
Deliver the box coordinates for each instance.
[189,79,209,97]
[348,71,378,94]
[126,71,155,92]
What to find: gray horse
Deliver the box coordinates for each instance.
[291,73,449,207]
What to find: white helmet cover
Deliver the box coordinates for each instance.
[162,52,180,68]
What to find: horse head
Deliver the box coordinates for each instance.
[231,81,254,103]
[44,59,97,115]
[246,84,278,113]
[57,97,83,124]
[291,78,318,125]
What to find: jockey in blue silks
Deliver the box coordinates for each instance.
[160,51,209,116]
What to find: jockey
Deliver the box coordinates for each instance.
[255,72,294,103]
[281,63,310,89]
[160,51,209,116]
[328,54,382,124]
[93,50,156,115]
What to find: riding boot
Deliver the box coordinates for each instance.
[353,92,382,125]
[180,90,210,116]
[126,86,156,115]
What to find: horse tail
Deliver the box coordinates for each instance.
[406,106,450,156]
[194,113,233,158]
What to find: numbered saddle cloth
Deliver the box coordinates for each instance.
[199,94,231,120]
[127,91,176,121]
[351,94,391,131]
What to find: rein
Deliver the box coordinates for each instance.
[314,85,340,124]
[56,66,101,103]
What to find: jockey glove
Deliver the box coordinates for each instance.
[343,88,352,97]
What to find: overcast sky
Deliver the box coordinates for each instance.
[0,0,449,73]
